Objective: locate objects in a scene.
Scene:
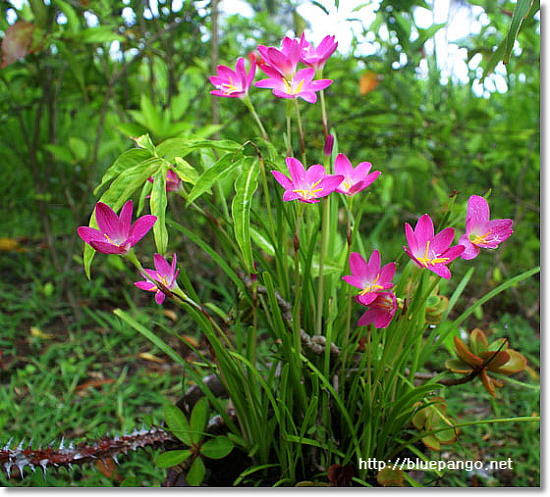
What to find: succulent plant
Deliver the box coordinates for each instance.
[445,328,527,397]
[411,397,459,450]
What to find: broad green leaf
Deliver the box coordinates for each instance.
[186,152,242,206]
[189,398,208,445]
[43,144,73,163]
[68,136,88,161]
[186,457,205,486]
[164,405,191,444]
[232,157,259,273]
[78,26,126,44]
[156,450,191,468]
[139,94,162,138]
[94,149,153,195]
[150,165,168,255]
[173,157,199,185]
[133,133,157,154]
[97,159,162,208]
[200,436,233,460]
[155,138,193,161]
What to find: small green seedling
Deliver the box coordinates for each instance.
[156,399,234,486]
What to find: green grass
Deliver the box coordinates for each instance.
[0,242,540,487]
[0,248,190,487]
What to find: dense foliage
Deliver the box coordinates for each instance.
[0,0,539,487]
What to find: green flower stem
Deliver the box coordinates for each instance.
[242,96,270,142]
[123,250,144,273]
[341,195,355,380]
[286,100,293,157]
[293,98,307,165]
[319,89,328,139]
[316,67,329,139]
[315,196,330,336]
[293,203,305,356]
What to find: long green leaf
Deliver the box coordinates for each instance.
[167,219,252,306]
[232,157,259,273]
[452,266,539,329]
[113,308,184,365]
[504,0,539,64]
[186,152,242,206]
[150,165,168,255]
[94,150,153,196]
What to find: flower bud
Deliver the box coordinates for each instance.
[324,133,334,157]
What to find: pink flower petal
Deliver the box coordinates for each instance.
[95,202,122,240]
[271,170,292,190]
[119,200,133,238]
[78,226,104,244]
[366,250,381,277]
[305,164,327,185]
[297,91,317,103]
[154,253,172,277]
[405,223,419,255]
[459,234,480,260]
[415,214,434,243]
[430,227,455,254]
[89,240,129,255]
[334,154,353,177]
[429,264,451,280]
[349,252,368,280]
[135,281,157,291]
[128,215,157,246]
[317,175,344,197]
[379,262,396,285]
[286,157,306,185]
[467,195,490,227]
[342,275,364,289]
[155,291,166,305]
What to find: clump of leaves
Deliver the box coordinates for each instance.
[377,467,404,487]
[446,328,527,397]
[157,400,233,486]
[411,397,459,451]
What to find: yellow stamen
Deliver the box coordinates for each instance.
[293,179,323,200]
[341,176,352,192]
[104,233,120,247]
[222,77,239,95]
[283,77,305,96]
[359,273,384,296]
[470,229,492,246]
[416,240,449,267]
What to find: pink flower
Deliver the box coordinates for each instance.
[458,195,513,260]
[209,57,256,99]
[258,37,301,80]
[358,291,397,329]
[342,250,395,306]
[271,157,343,204]
[135,253,180,305]
[78,200,156,255]
[299,34,338,72]
[333,153,380,195]
[403,214,464,279]
[255,67,332,103]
